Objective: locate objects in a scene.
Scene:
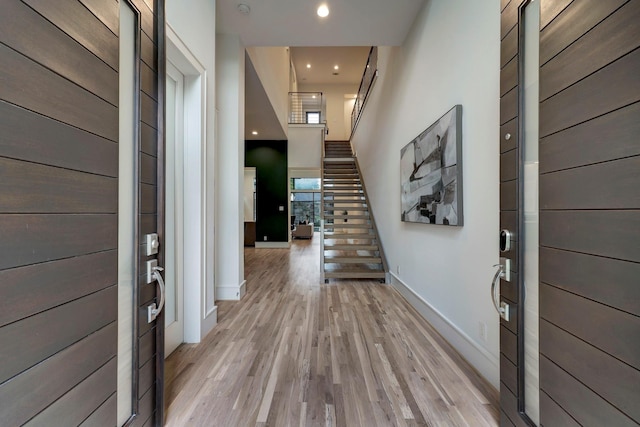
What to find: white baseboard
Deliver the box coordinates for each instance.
[216,280,247,301]
[389,272,499,390]
[255,242,290,249]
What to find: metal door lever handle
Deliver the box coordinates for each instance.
[491,263,510,321]
[147,266,165,323]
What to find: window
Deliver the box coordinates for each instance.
[306,111,320,124]
[291,178,321,190]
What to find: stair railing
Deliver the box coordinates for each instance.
[320,142,326,283]
[350,47,378,138]
[353,156,389,283]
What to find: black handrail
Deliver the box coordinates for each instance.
[350,47,378,137]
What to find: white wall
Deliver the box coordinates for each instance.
[246,47,290,137]
[299,83,358,141]
[288,125,324,168]
[166,0,217,342]
[215,34,246,301]
[351,0,501,388]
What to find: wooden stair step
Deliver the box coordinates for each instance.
[324,233,375,239]
[324,206,368,211]
[324,257,382,264]
[324,244,379,251]
[324,215,369,220]
[324,270,386,279]
[326,223,371,229]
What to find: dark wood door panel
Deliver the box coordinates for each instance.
[540,48,640,138]
[79,0,119,35]
[141,61,159,101]
[500,384,529,427]
[24,358,117,427]
[500,325,517,365]
[141,182,158,214]
[141,91,159,129]
[539,0,629,65]
[540,283,640,368]
[540,210,640,262]
[500,148,517,182]
[501,300,518,334]
[132,0,157,42]
[0,323,116,426]
[141,152,158,185]
[499,180,517,211]
[539,391,581,427]
[500,56,517,97]
[500,26,518,69]
[138,359,155,399]
[500,354,518,396]
[0,44,118,142]
[540,156,640,210]
[0,0,118,106]
[0,214,117,270]
[0,157,117,213]
[79,393,117,427]
[501,276,518,303]
[132,387,156,427]
[539,102,640,174]
[141,121,159,157]
[0,250,117,328]
[540,319,640,421]
[23,0,119,70]
[0,101,117,177]
[0,286,117,384]
[540,0,572,30]
[501,0,519,40]
[540,1,640,102]
[540,355,637,427]
[499,118,517,153]
[500,86,518,125]
[499,211,517,236]
[139,327,156,368]
[540,247,640,316]
[141,32,158,71]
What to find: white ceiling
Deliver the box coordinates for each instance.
[216,0,426,47]
[291,47,371,85]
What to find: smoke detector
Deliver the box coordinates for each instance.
[237,4,250,15]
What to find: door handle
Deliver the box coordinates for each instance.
[491,259,510,321]
[147,265,165,323]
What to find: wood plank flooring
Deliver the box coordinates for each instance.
[164,236,499,426]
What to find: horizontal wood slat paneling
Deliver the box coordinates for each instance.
[141,91,158,129]
[501,26,518,69]
[540,210,640,262]
[0,250,117,327]
[0,214,117,270]
[500,354,517,396]
[500,86,518,125]
[500,325,517,365]
[499,211,517,236]
[141,33,158,71]
[540,247,640,316]
[141,152,158,185]
[539,102,640,174]
[23,0,119,70]
[0,101,117,177]
[141,61,158,100]
[79,0,119,35]
[0,44,118,142]
[79,393,117,427]
[501,275,518,303]
[139,327,156,368]
[540,48,640,138]
[540,1,640,102]
[0,286,117,384]
[539,0,628,65]
[540,355,637,427]
[539,391,581,427]
[500,148,517,182]
[540,0,572,30]
[540,319,640,421]
[540,156,640,210]
[131,387,155,427]
[501,0,519,40]
[0,1,118,106]
[500,56,518,97]
[24,358,117,427]
[500,384,529,427]
[500,118,518,154]
[141,183,158,214]
[540,283,640,368]
[138,359,155,399]
[500,180,517,211]
[0,157,117,213]
[0,322,116,426]
[141,121,159,157]
[501,0,511,13]
[132,0,156,42]
[501,300,517,335]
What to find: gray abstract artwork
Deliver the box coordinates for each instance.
[400,105,463,226]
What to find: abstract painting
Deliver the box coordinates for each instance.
[400,105,463,226]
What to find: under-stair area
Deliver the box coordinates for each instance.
[322,141,388,281]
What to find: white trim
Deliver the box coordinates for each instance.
[255,242,291,249]
[389,272,499,390]
[216,281,247,301]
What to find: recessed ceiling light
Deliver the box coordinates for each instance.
[334,65,339,70]
[237,3,250,15]
[252,131,258,135]
[317,4,329,17]
[306,63,311,69]
[312,95,316,99]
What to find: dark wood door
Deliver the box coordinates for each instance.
[499,0,640,425]
[0,0,165,425]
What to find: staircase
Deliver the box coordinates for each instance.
[321,141,387,282]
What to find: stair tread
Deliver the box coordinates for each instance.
[326,224,372,229]
[325,215,370,220]
[324,244,379,250]
[324,233,375,239]
[324,257,382,263]
[324,271,386,279]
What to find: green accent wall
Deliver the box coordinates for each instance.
[245,141,288,242]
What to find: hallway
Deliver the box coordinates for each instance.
[164,237,498,426]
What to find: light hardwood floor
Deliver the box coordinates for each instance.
[164,236,499,426]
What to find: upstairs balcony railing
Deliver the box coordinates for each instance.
[350,46,378,136]
[288,92,326,125]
